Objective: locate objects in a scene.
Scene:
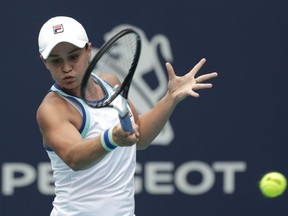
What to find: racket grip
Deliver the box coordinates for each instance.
[119,112,134,133]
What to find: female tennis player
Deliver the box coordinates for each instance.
[36,16,218,216]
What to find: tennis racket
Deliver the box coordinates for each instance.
[81,28,141,133]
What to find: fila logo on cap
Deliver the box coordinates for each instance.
[53,24,64,34]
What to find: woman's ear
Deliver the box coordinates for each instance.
[87,42,92,58]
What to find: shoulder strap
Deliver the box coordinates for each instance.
[50,84,90,138]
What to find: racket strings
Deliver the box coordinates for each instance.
[92,33,138,88]
[81,29,141,108]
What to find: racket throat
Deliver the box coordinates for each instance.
[113,96,133,133]
[119,111,130,120]
[112,95,129,117]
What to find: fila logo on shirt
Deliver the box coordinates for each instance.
[53,24,64,34]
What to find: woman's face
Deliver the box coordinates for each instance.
[43,42,92,94]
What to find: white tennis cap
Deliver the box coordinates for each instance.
[38,16,89,59]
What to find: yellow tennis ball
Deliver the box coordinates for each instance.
[259,172,287,198]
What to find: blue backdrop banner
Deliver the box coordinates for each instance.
[1,0,287,215]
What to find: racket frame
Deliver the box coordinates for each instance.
[81,28,141,133]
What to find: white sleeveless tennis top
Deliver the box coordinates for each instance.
[46,75,136,216]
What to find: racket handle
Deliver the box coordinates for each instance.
[119,112,134,133]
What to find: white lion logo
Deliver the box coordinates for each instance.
[93,24,175,145]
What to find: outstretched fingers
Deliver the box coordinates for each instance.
[195,72,218,83]
[165,59,218,101]
[194,72,218,91]
[165,62,176,80]
[189,58,207,77]
[189,90,200,98]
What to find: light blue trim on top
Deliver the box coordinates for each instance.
[51,83,90,139]
[45,75,126,152]
[49,74,113,141]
